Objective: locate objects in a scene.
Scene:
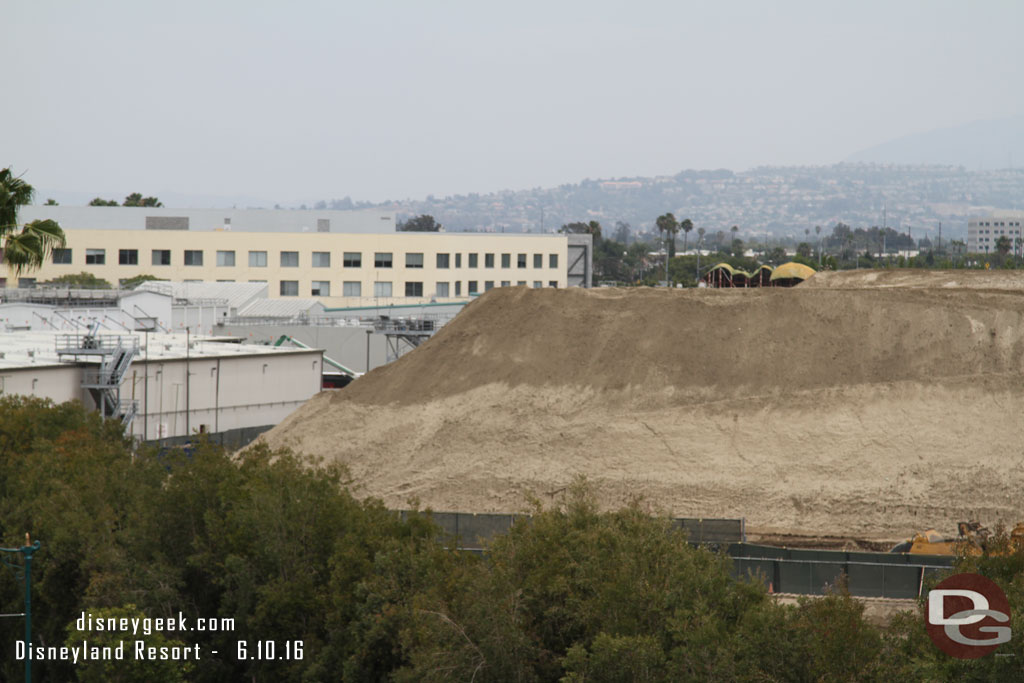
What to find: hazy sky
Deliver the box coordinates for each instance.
[5,0,1022,205]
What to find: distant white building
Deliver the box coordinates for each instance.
[967,211,1024,253]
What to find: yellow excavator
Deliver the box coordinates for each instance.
[890,521,1024,555]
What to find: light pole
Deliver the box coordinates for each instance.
[1,534,41,683]
[365,329,372,374]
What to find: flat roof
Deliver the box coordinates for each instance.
[0,330,320,371]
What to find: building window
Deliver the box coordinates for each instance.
[517,254,527,268]
[312,251,331,267]
[52,248,72,264]
[374,281,392,297]
[249,250,267,267]
[216,279,235,283]
[184,250,204,266]
[280,280,299,296]
[501,253,511,268]
[485,253,494,268]
[280,251,299,267]
[152,249,171,266]
[455,253,462,268]
[533,253,542,268]
[455,281,462,296]
[468,281,478,294]
[216,250,235,267]
[118,249,139,265]
[85,248,106,265]
[311,281,330,296]
[517,281,526,286]
[343,252,362,267]
[343,281,361,297]
[405,282,423,297]
[549,254,558,268]
[533,281,542,288]
[484,281,494,291]
[375,252,393,268]
[549,281,558,288]
[436,253,450,268]
[436,282,449,297]
[469,253,478,268]
[501,280,510,287]
[405,252,423,268]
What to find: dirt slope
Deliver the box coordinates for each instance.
[260,276,1024,541]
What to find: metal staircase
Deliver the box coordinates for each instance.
[56,327,140,428]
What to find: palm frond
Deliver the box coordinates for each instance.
[2,220,65,276]
[0,167,36,236]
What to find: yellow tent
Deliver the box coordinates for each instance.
[769,262,815,285]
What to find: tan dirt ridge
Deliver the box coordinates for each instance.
[258,272,1024,542]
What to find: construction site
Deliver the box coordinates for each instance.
[257,269,1024,548]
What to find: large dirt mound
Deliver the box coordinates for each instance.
[803,268,1024,290]
[260,278,1024,541]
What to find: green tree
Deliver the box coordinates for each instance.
[65,604,193,682]
[996,234,1012,256]
[89,198,119,207]
[398,214,442,232]
[655,213,679,258]
[0,167,66,275]
[560,221,602,240]
[123,193,162,208]
[44,198,58,206]
[45,272,112,289]
[680,218,693,253]
[119,274,165,290]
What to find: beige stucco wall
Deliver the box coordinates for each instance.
[3,230,570,307]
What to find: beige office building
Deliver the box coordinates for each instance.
[4,207,591,307]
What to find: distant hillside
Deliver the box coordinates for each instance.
[846,116,1024,169]
[369,164,1024,240]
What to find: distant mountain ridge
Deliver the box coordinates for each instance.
[845,115,1024,169]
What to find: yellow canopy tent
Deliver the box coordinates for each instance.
[769,261,816,286]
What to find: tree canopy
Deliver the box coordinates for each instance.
[0,167,66,275]
[123,192,163,207]
[44,272,112,289]
[398,214,442,231]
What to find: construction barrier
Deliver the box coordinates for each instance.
[729,543,953,598]
[398,511,746,549]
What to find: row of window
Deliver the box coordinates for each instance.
[236,280,559,297]
[53,249,560,269]
[977,221,1022,227]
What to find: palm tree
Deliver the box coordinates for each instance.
[680,218,693,253]
[655,213,679,259]
[815,225,822,266]
[1,167,66,276]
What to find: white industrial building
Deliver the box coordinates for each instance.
[0,330,323,445]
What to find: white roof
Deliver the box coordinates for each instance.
[237,298,325,318]
[0,330,318,371]
[137,281,267,310]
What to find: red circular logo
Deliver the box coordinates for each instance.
[926,573,1011,659]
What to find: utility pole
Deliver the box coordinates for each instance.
[185,326,190,436]
[2,534,41,683]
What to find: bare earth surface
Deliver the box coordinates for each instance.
[258,271,1024,544]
